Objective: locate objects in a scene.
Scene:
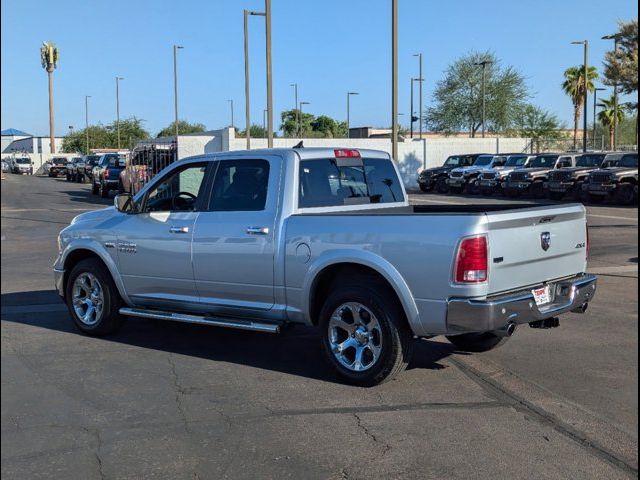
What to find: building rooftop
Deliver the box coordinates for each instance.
[1,128,32,137]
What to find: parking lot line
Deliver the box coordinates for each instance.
[587,213,638,222]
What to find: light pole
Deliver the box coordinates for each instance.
[571,40,589,153]
[115,76,124,149]
[347,92,359,138]
[474,60,492,138]
[243,11,265,149]
[602,34,621,150]
[173,45,184,143]
[413,53,423,138]
[265,0,273,147]
[593,87,606,150]
[391,0,398,160]
[228,99,235,130]
[85,95,91,154]
[290,83,299,137]
[299,101,310,135]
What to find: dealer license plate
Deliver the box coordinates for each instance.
[532,285,551,306]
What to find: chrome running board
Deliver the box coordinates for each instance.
[119,307,281,334]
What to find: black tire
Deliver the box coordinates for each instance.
[100,183,109,198]
[531,181,545,199]
[65,258,124,336]
[615,184,636,206]
[419,184,430,193]
[48,172,54,178]
[479,188,494,196]
[66,173,71,182]
[449,186,463,195]
[91,182,99,195]
[588,194,605,204]
[446,332,508,352]
[572,182,584,202]
[504,188,520,198]
[319,277,413,387]
[548,191,564,201]
[435,177,449,194]
[466,180,479,195]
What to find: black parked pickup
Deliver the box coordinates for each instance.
[48,157,69,177]
[583,153,638,205]
[417,153,486,193]
[546,152,621,201]
[504,153,577,198]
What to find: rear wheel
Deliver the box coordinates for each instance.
[91,182,99,195]
[446,332,508,352]
[319,277,413,387]
[65,258,124,336]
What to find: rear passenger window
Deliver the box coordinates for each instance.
[209,159,269,211]
[299,158,405,208]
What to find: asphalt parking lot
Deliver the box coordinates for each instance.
[1,174,638,479]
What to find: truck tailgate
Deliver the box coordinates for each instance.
[486,204,588,294]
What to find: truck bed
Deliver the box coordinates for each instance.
[295,203,560,215]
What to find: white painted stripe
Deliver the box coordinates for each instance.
[587,213,638,222]
[588,265,638,275]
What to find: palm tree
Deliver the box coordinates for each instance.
[598,95,626,148]
[562,65,598,149]
[40,42,59,153]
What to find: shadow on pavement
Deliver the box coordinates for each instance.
[1,290,455,384]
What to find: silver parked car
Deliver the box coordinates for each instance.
[54,148,596,386]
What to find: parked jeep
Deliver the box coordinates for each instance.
[66,157,84,182]
[447,154,508,194]
[547,152,621,201]
[417,154,484,193]
[477,154,536,196]
[505,154,577,198]
[48,157,69,178]
[584,153,638,205]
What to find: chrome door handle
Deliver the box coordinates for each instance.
[169,226,190,234]
[246,226,269,235]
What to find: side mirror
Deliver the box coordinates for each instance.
[114,193,135,213]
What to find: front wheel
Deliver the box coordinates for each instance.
[319,279,413,387]
[446,332,508,352]
[531,182,545,199]
[449,186,463,195]
[65,258,124,335]
[435,177,449,194]
[588,194,605,204]
[548,191,564,201]
[479,188,494,196]
[419,184,430,193]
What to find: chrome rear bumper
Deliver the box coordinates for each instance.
[446,274,597,333]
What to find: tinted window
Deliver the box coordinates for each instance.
[506,156,528,167]
[299,158,404,208]
[209,159,269,211]
[530,155,559,168]
[493,156,507,166]
[474,155,493,166]
[620,154,638,168]
[443,156,461,167]
[145,163,207,212]
[16,158,31,164]
[577,154,606,167]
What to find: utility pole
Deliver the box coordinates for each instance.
[410,78,414,138]
[228,99,235,130]
[290,83,298,136]
[593,87,606,149]
[474,60,492,138]
[347,92,358,138]
[265,0,273,147]
[413,53,423,138]
[85,95,91,154]
[173,45,184,144]
[299,101,310,134]
[115,76,124,149]
[391,0,398,161]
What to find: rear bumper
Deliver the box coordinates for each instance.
[446,273,597,333]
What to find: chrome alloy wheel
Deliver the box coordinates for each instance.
[328,302,383,372]
[72,272,104,326]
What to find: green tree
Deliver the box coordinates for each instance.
[603,19,638,95]
[512,105,566,153]
[425,51,528,137]
[561,65,599,149]
[280,109,314,136]
[237,124,268,139]
[62,117,150,154]
[598,95,626,148]
[156,120,206,138]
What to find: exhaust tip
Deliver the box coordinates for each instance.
[496,322,517,337]
[571,303,589,314]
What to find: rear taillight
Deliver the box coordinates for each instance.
[104,168,110,178]
[454,235,488,284]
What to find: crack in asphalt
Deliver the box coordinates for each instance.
[167,353,191,434]
[353,412,392,457]
[82,427,105,480]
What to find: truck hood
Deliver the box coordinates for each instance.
[451,165,493,175]
[512,167,554,177]
[71,207,116,225]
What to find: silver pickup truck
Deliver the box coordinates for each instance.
[54,148,596,386]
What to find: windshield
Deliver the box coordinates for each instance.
[299,157,405,208]
[16,158,30,164]
[87,155,101,164]
[530,155,559,168]
[101,155,127,167]
[443,156,462,167]
[505,156,528,167]
[473,155,493,166]
[577,154,605,167]
[620,154,638,168]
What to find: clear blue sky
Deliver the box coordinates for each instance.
[1,0,637,137]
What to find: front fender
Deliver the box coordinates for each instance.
[301,249,421,335]
[57,239,132,306]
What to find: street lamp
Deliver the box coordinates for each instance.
[473,60,492,138]
[391,0,398,160]
[410,78,421,138]
[85,95,91,154]
[173,45,184,142]
[571,40,589,153]
[228,99,235,130]
[115,76,124,149]
[602,34,621,150]
[299,101,310,136]
[290,83,299,137]
[593,87,606,150]
[413,53,424,138]
[347,92,359,138]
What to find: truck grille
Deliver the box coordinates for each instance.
[548,170,573,182]
[509,172,529,182]
[590,172,612,184]
[481,172,497,180]
[450,171,464,178]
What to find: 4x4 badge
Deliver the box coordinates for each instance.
[541,232,551,251]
